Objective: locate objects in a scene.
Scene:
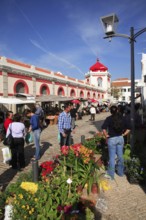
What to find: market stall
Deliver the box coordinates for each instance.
[0,96,36,113]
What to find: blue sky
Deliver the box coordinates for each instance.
[0,0,146,80]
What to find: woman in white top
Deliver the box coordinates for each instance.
[90,105,96,121]
[6,113,26,170]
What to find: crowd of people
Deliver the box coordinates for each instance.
[0,101,143,177]
[0,104,45,171]
[0,102,105,169]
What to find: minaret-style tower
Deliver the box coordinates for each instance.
[85,59,111,99]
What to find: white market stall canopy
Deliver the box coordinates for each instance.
[15,93,35,100]
[0,97,36,104]
[36,95,74,102]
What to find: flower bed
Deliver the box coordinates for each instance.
[1,135,109,219]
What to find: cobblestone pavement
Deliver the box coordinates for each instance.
[0,112,146,219]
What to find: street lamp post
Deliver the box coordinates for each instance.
[100,13,146,150]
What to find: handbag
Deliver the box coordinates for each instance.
[1,146,12,163]
[3,124,14,146]
[25,132,33,144]
[0,124,5,142]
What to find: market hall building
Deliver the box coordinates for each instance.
[0,56,111,113]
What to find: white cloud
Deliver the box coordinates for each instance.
[30,39,85,76]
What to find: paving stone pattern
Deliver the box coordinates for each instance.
[0,112,146,220]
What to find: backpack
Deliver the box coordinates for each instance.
[112,114,123,133]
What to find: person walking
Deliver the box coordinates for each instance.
[70,104,77,130]
[26,108,41,160]
[6,113,26,170]
[4,111,13,132]
[77,104,82,120]
[90,105,96,121]
[58,103,72,147]
[35,103,45,129]
[101,105,130,179]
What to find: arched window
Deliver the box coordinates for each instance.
[102,94,104,99]
[87,78,89,83]
[87,92,90,98]
[58,87,65,96]
[16,82,25,93]
[93,93,96,98]
[98,94,100,99]
[41,87,47,95]
[80,91,84,98]
[97,77,102,87]
[40,84,50,95]
[70,89,75,97]
[14,80,29,94]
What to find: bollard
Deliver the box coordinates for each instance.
[32,159,39,182]
[81,135,85,144]
[70,137,74,145]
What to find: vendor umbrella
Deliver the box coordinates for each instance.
[71,99,80,104]
[88,98,98,103]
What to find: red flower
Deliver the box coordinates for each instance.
[64,205,72,214]
[57,205,64,212]
[61,145,69,156]
[40,161,53,168]
[40,161,54,177]
[70,144,81,157]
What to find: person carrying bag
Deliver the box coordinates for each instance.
[3,123,13,147]
[6,114,26,170]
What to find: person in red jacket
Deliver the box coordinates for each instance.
[4,111,13,132]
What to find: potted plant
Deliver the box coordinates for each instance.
[125,157,144,184]
[83,136,104,154]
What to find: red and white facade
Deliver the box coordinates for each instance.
[85,59,111,100]
[0,56,111,107]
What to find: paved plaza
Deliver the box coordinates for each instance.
[0,112,146,219]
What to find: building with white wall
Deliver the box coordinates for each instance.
[111,78,141,104]
[85,59,111,100]
[0,56,111,112]
[110,53,146,107]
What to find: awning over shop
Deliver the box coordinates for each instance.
[0,97,35,104]
[36,95,74,102]
[15,93,35,100]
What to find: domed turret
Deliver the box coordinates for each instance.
[89,59,108,72]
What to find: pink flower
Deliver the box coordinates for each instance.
[70,144,81,157]
[61,145,69,156]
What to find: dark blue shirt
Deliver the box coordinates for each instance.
[30,114,40,131]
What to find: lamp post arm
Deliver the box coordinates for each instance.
[104,33,131,40]
[134,27,146,40]
[104,28,146,41]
